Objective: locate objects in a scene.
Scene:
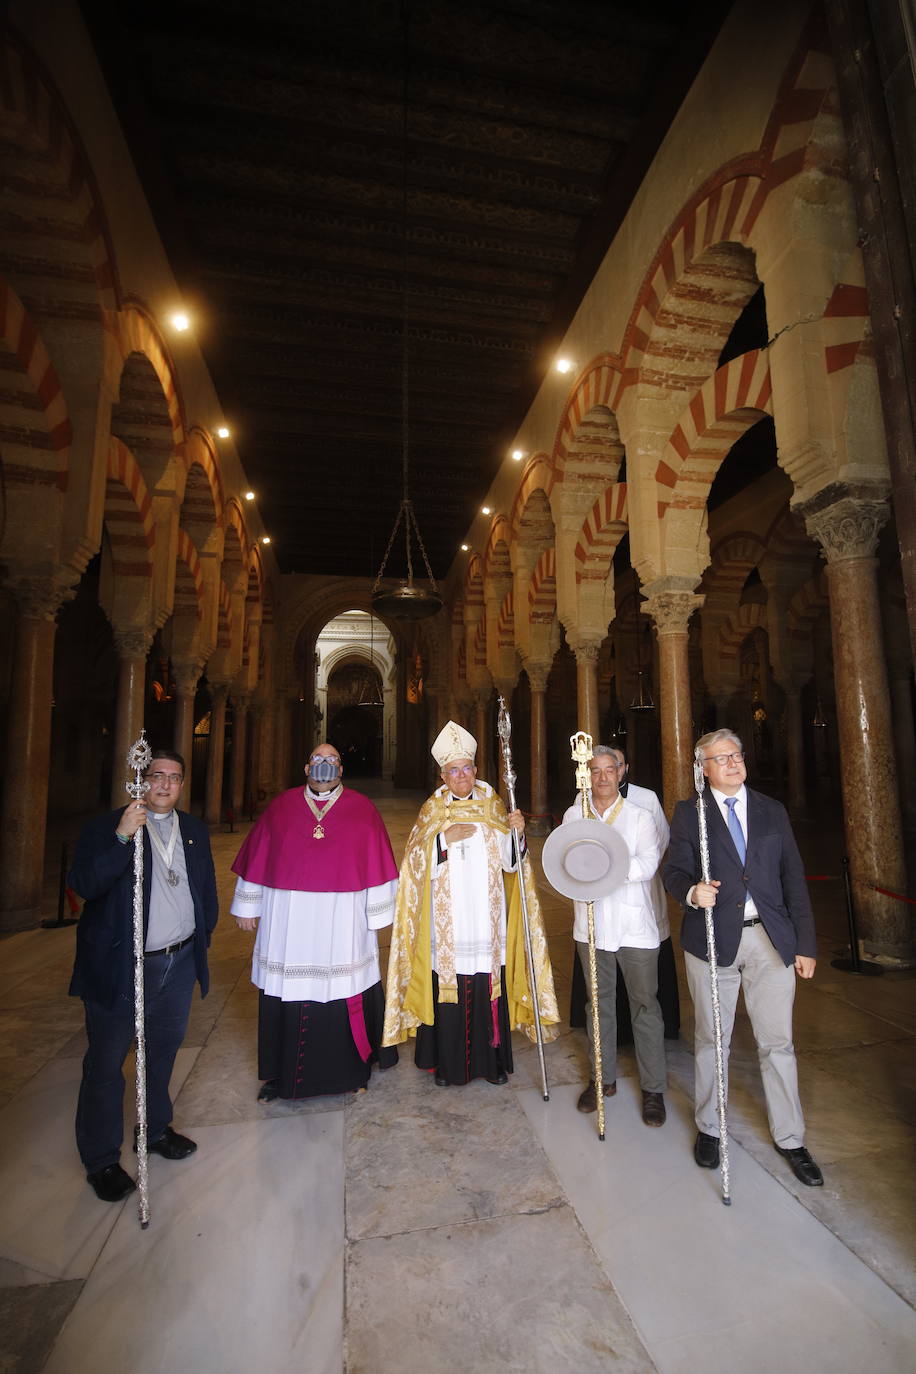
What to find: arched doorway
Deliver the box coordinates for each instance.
[326,661,384,777]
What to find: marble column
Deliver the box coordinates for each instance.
[784,685,807,815]
[110,626,153,809]
[574,641,601,739]
[887,662,916,828]
[231,693,250,815]
[642,586,703,816]
[527,664,551,835]
[171,660,202,803]
[803,491,911,960]
[0,580,62,929]
[204,682,231,825]
[248,705,264,812]
[473,689,491,782]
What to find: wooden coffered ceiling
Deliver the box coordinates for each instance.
[80,0,731,578]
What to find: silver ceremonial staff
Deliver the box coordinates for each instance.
[496,696,549,1101]
[693,751,732,1206]
[571,730,607,1141]
[126,730,152,1229]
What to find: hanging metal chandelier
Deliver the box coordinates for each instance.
[371,5,443,622]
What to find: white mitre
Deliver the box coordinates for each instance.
[431,721,477,768]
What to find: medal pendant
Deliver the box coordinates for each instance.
[313,823,325,839]
[167,870,179,887]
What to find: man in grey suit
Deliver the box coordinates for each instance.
[664,728,823,1186]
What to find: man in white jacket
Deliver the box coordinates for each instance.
[561,745,667,1126]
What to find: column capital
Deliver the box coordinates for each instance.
[524,661,551,693]
[797,483,891,563]
[641,580,704,635]
[171,660,204,697]
[112,625,154,659]
[209,679,232,701]
[6,572,74,622]
[571,640,601,664]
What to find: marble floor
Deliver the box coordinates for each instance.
[2,785,915,1373]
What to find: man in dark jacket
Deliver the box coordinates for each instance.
[663,729,822,1187]
[69,749,218,1202]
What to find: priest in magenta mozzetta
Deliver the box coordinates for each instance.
[231,743,399,1101]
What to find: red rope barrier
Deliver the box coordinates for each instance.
[870,884,916,907]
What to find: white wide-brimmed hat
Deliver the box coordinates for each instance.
[541,819,629,901]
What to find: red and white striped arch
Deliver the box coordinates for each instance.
[528,548,557,624]
[655,350,773,519]
[103,438,154,578]
[574,483,628,586]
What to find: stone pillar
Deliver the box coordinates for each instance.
[642,585,703,816]
[473,689,491,782]
[803,490,912,960]
[887,669,916,828]
[172,660,202,802]
[574,641,601,738]
[0,580,63,929]
[784,684,807,816]
[246,705,263,812]
[231,693,250,815]
[204,681,231,825]
[527,664,551,835]
[110,627,153,809]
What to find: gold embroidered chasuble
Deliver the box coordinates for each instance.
[382,783,559,1047]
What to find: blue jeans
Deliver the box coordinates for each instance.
[76,942,196,1173]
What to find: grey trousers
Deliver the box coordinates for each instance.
[685,922,805,1148]
[576,942,667,1092]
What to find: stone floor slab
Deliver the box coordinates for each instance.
[43,1118,343,1374]
[346,1057,563,1241]
[346,1206,653,1374]
[521,1081,916,1374]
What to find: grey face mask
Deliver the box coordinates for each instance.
[309,757,341,784]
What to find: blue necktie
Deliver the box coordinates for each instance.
[725,796,746,864]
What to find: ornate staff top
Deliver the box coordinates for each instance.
[570,730,593,819]
[496,696,517,811]
[126,731,152,802]
[693,749,706,797]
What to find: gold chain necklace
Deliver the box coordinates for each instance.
[303,786,342,839]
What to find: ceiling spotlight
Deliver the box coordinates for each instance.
[261,535,271,545]
[217,426,230,439]
[461,543,469,552]
[171,313,190,332]
[555,357,574,374]
[481,505,491,516]
[244,490,255,502]
[511,449,525,461]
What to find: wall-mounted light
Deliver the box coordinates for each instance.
[481,505,491,516]
[217,426,230,439]
[244,491,255,502]
[555,357,574,374]
[511,449,525,461]
[261,535,271,545]
[460,543,469,552]
[171,313,190,332]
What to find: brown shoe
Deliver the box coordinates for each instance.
[576,1079,617,1113]
[641,1091,666,1127]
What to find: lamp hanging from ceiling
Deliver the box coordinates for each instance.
[629,614,655,713]
[358,613,385,707]
[371,5,442,622]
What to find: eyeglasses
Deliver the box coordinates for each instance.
[308,756,340,766]
[703,751,745,767]
[147,771,183,785]
[444,764,475,776]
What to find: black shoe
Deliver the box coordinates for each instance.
[137,1126,197,1160]
[257,1079,280,1102]
[576,1080,617,1113]
[486,1071,509,1085]
[87,1162,136,1202]
[694,1131,720,1168]
[434,1072,449,1086]
[775,1144,823,1186]
[641,1091,666,1127]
